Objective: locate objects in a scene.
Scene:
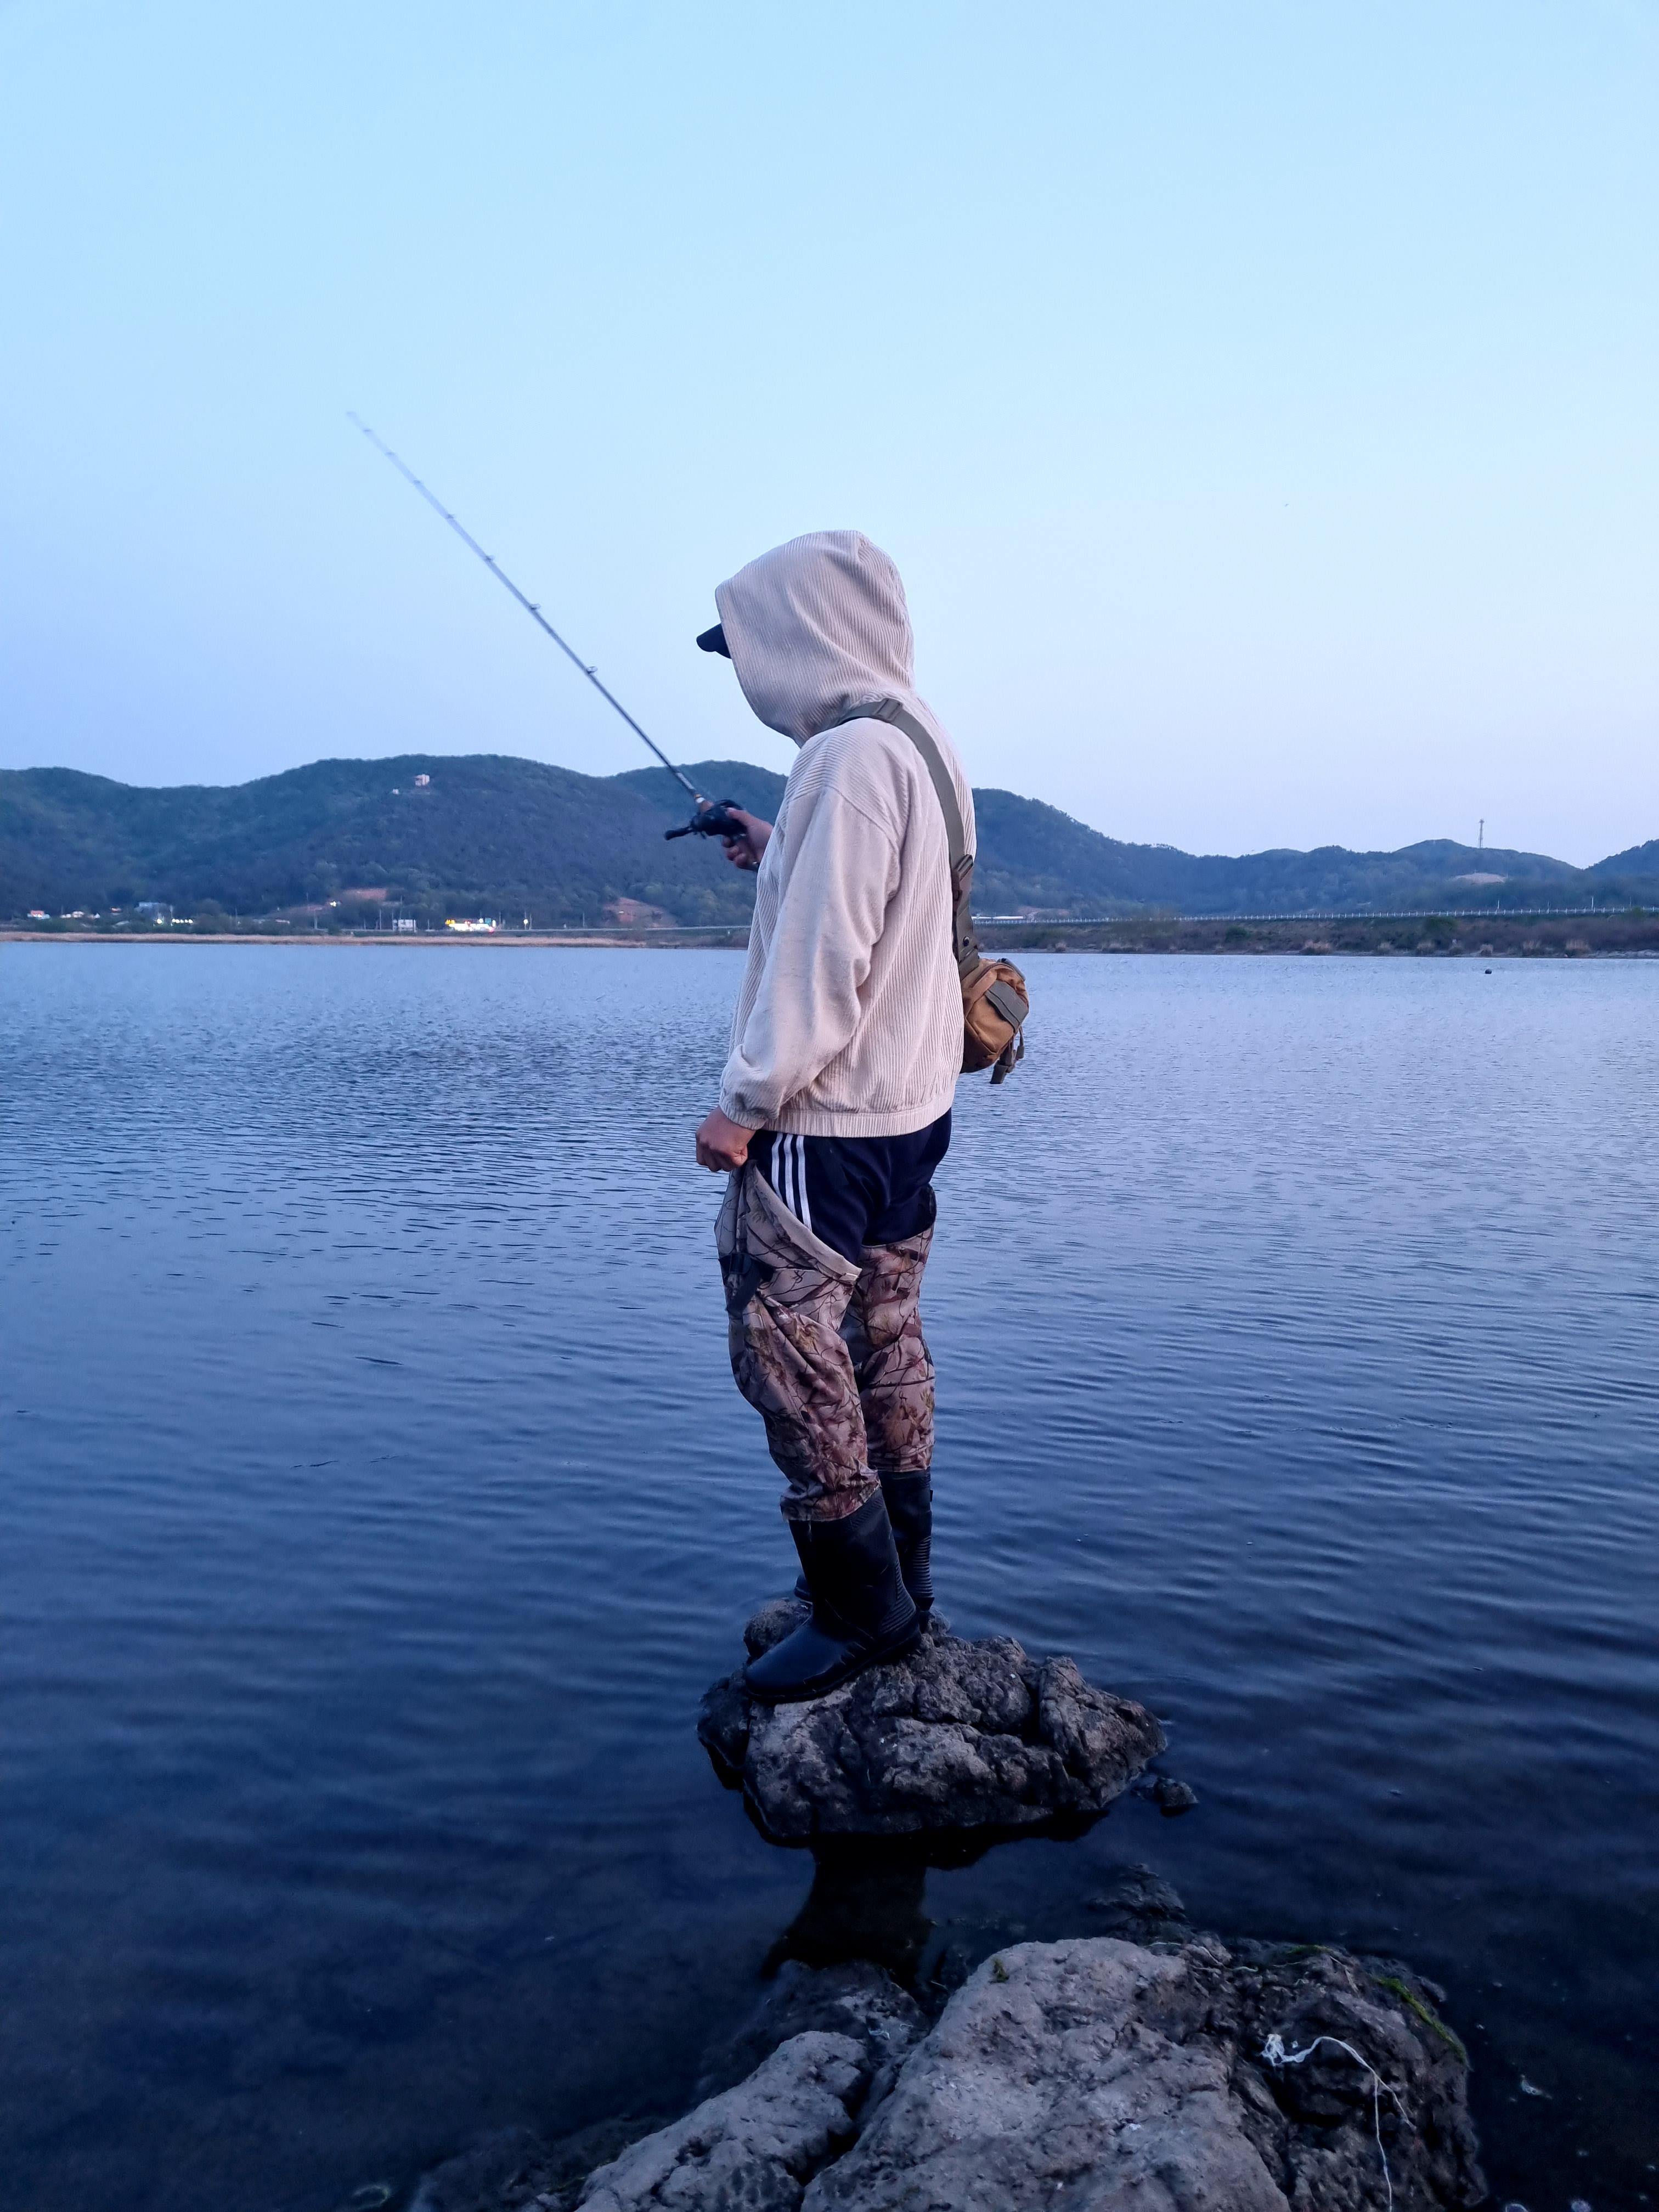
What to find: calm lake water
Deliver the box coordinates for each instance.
[3,945,1656,2211]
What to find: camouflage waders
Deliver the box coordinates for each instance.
[715,1118,948,1524]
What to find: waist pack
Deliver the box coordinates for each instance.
[858,699,1029,1085]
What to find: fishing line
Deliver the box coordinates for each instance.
[1260,2031,1408,2210]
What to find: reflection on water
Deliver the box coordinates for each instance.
[2,946,1657,2210]
[764,1846,935,1986]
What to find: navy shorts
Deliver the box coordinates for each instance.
[750,1112,951,1264]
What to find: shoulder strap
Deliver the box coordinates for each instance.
[859,701,967,865]
[854,699,983,978]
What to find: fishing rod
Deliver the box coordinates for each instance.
[347,413,744,842]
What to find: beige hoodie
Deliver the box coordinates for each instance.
[715,531,973,1138]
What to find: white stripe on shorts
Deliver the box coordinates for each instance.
[766,1133,815,1234]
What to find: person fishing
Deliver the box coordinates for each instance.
[692,530,979,1706]
[347,445,1023,1703]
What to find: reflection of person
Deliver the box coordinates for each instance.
[692,531,974,1707]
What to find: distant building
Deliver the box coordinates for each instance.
[444,917,498,933]
[137,901,172,921]
[605,896,676,928]
[414,773,431,788]
[27,909,48,920]
[393,917,417,933]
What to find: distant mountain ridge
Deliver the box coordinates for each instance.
[2,753,1652,922]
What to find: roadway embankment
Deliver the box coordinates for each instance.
[5,912,1657,955]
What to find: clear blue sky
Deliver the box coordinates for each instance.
[2,1,1654,862]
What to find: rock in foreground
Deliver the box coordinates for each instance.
[806,1936,1485,2210]
[572,1935,1483,2212]
[698,1602,1166,1841]
[580,2032,870,2212]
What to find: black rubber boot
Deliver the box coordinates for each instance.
[747,1493,920,1705]
[878,1471,933,1618]
[795,1472,933,1620]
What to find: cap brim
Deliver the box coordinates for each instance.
[696,622,731,657]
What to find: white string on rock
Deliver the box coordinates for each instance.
[1260,2031,1409,2212]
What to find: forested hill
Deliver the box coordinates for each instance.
[2,755,783,927]
[2,751,1653,922]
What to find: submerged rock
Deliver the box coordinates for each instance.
[1082,1860,1192,1939]
[407,2127,547,2211]
[698,1604,1166,1841]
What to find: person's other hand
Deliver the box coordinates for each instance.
[696,1108,755,1172]
[719,809,772,872]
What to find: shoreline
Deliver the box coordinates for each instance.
[0,929,745,949]
[7,912,1659,958]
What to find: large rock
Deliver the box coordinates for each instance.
[698,1605,1166,1841]
[457,1880,1483,2212]
[544,1932,1483,2212]
[805,1936,1485,2211]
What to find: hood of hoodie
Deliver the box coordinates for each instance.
[714,531,915,746]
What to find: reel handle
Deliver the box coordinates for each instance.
[664,799,748,842]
